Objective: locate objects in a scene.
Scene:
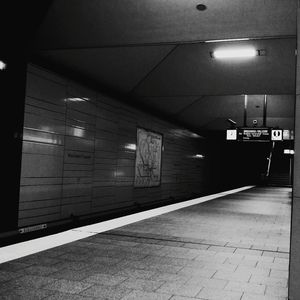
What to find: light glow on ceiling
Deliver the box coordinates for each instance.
[205,38,250,43]
[212,48,257,59]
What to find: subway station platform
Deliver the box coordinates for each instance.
[0,187,291,300]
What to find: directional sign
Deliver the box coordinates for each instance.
[238,128,270,142]
[271,129,283,141]
[226,129,237,140]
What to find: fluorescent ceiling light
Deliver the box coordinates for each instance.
[212,48,257,59]
[205,38,250,43]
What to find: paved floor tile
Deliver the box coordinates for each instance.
[241,293,288,300]
[120,289,172,300]
[0,287,55,300]
[188,277,228,289]
[196,287,243,300]
[265,285,289,297]
[44,292,96,300]
[9,274,57,289]
[213,270,252,282]
[48,268,92,281]
[20,265,59,276]
[269,269,289,279]
[119,278,165,292]
[224,280,266,294]
[178,266,216,278]
[156,281,202,297]
[43,279,93,294]
[169,296,198,300]
[80,284,132,299]
[249,274,288,287]
[83,273,128,285]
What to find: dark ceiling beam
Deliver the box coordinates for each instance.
[128,45,179,95]
[35,35,295,52]
[174,96,205,117]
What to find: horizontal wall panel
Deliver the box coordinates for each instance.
[23,128,64,145]
[61,202,91,218]
[19,199,61,210]
[19,206,60,219]
[24,114,66,135]
[65,136,94,152]
[26,97,66,114]
[96,118,118,132]
[25,104,66,121]
[22,141,64,156]
[18,213,62,227]
[21,154,64,178]
[62,183,92,198]
[20,177,63,186]
[20,185,62,202]
[26,73,66,105]
[62,196,91,205]
[64,150,94,164]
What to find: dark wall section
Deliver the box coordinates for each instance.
[18,64,208,229]
[205,138,271,191]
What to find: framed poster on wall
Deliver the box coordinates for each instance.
[134,128,163,187]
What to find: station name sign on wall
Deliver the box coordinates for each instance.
[226,128,287,142]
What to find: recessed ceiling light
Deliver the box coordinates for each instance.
[196,4,207,11]
[0,60,7,70]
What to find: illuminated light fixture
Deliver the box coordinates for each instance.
[0,60,7,70]
[212,48,257,59]
[284,149,295,155]
[205,38,250,43]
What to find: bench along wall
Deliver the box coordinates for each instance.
[18,64,208,228]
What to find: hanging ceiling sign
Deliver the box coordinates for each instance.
[238,128,270,142]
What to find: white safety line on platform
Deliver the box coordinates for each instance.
[0,185,254,263]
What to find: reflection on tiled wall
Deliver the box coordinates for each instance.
[19,65,207,227]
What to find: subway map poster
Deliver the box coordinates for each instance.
[134,128,162,187]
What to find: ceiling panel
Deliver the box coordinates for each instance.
[38,45,174,93]
[133,39,296,96]
[177,95,245,129]
[34,0,296,49]
[135,96,200,115]
[173,95,295,131]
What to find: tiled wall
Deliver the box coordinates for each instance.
[18,65,207,228]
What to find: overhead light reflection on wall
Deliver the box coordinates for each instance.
[64,97,90,102]
[0,60,7,70]
[124,143,136,151]
[193,154,205,159]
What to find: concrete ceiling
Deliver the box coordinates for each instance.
[32,0,297,133]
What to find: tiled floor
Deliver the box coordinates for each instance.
[0,187,291,299]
